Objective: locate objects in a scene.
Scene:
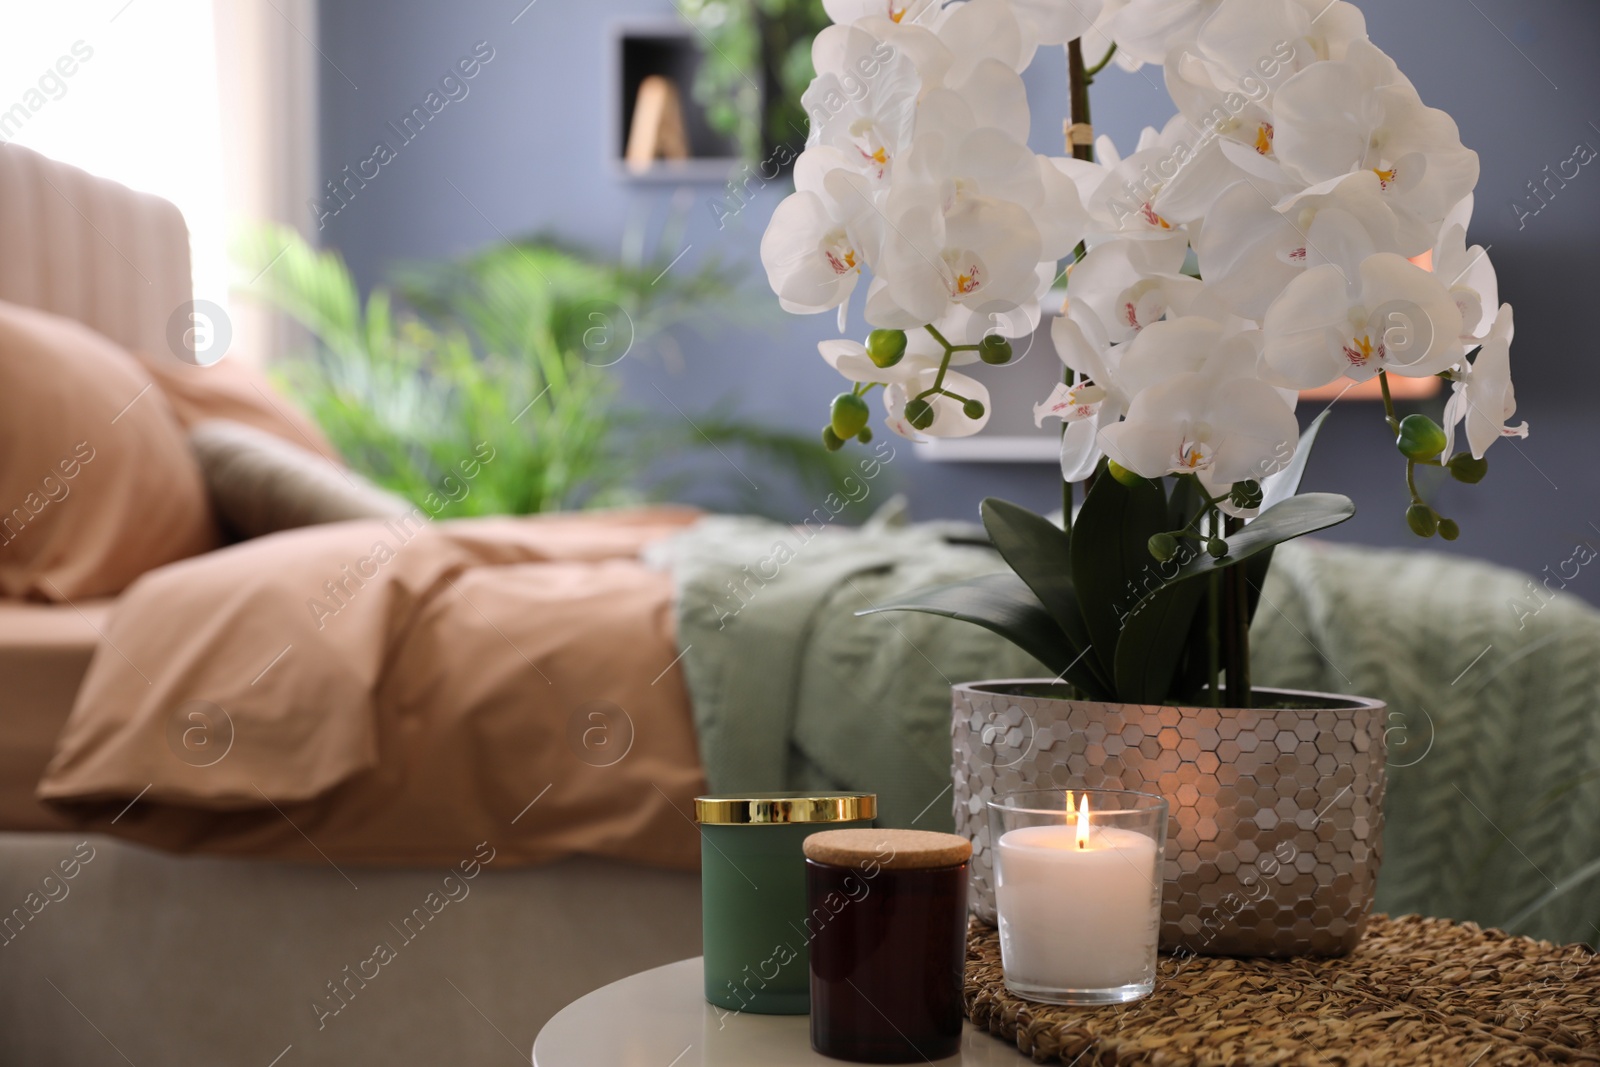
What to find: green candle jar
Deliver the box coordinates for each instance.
[695,792,876,1016]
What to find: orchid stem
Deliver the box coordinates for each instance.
[1084,43,1118,80]
[1378,370,1399,433]
[1063,39,1096,538]
[1207,573,1221,708]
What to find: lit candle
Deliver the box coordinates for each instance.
[994,793,1162,998]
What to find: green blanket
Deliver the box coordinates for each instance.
[659,514,1600,946]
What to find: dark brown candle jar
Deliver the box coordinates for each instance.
[802,829,971,1064]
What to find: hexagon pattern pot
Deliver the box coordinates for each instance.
[953,681,1385,957]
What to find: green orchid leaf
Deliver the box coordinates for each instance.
[1070,471,1170,681]
[980,498,1109,691]
[1259,408,1332,513]
[1244,546,1276,627]
[1114,577,1208,705]
[857,572,1110,699]
[1167,473,1201,532]
[1245,409,1334,624]
[1166,493,1355,587]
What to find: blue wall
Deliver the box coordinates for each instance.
[317,0,1600,603]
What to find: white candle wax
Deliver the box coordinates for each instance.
[995,824,1160,992]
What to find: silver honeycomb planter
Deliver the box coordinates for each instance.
[953,680,1385,957]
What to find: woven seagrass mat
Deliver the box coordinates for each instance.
[965,914,1600,1066]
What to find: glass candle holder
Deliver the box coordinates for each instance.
[803,828,970,1064]
[987,788,1166,1006]
[695,792,875,1015]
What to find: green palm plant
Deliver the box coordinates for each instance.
[235,224,850,517]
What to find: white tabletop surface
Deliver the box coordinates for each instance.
[532,957,1029,1066]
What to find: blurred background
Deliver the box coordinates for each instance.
[4,0,1597,597]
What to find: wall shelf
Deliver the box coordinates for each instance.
[610,20,744,184]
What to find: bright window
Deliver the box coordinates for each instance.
[0,0,229,310]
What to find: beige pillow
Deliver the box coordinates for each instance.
[136,350,341,462]
[189,419,412,539]
[0,300,219,601]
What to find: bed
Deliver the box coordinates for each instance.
[5,142,1600,1067]
[0,144,704,1066]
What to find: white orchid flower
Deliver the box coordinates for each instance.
[822,14,956,90]
[898,93,1044,209]
[1117,315,1236,389]
[1009,0,1108,47]
[759,149,882,318]
[941,58,1034,143]
[803,25,924,181]
[1109,0,1224,69]
[874,189,1044,326]
[1036,378,1117,484]
[1033,157,1094,262]
[1442,305,1527,460]
[896,93,1088,262]
[1096,319,1298,494]
[1099,365,1298,492]
[1272,40,1479,239]
[1288,0,1368,61]
[821,0,940,27]
[1426,195,1498,342]
[933,0,1037,76]
[1043,313,1280,485]
[1159,62,1287,221]
[1178,0,1368,94]
[1035,379,1110,427]
[1082,117,1203,243]
[1195,169,1409,320]
[1066,237,1202,343]
[1262,252,1463,388]
[925,260,1056,346]
[1042,308,1126,481]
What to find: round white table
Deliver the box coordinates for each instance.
[532,957,1028,1066]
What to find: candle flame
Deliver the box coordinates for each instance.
[1076,793,1090,850]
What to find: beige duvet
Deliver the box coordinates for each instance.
[36,509,706,870]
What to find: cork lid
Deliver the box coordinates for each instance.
[803,828,972,871]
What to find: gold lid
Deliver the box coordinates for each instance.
[694,792,876,826]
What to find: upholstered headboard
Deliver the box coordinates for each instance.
[0,143,192,355]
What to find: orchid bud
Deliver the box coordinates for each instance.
[1206,538,1229,559]
[1396,414,1447,462]
[822,426,844,452]
[856,427,873,444]
[1148,533,1178,562]
[1438,518,1460,541]
[905,398,935,430]
[866,329,907,368]
[830,393,870,439]
[962,398,985,419]
[979,336,1013,365]
[1107,461,1144,487]
[1405,503,1438,537]
[1447,452,1487,484]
